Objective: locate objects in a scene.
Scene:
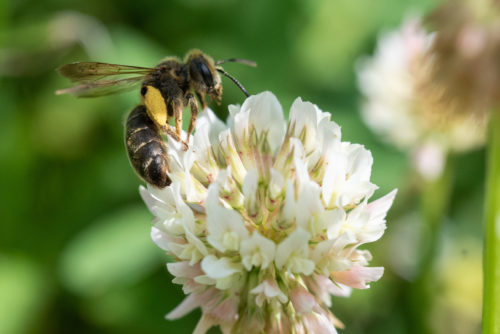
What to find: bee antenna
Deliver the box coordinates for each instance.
[215,58,257,67]
[217,68,250,97]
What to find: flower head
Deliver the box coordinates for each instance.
[428,0,500,113]
[357,17,487,179]
[141,92,396,333]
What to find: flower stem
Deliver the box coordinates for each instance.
[410,156,453,334]
[483,111,500,334]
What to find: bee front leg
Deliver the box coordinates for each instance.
[186,93,199,144]
[196,92,207,110]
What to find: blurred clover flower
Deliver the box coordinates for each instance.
[356,17,487,180]
[140,92,396,333]
[428,0,500,114]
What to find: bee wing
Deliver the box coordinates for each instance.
[57,62,153,82]
[55,76,145,97]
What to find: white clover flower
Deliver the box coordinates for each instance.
[141,91,396,334]
[357,17,487,180]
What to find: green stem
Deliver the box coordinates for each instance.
[409,156,453,334]
[420,155,453,272]
[483,111,500,334]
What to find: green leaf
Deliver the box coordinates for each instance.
[59,206,163,296]
[0,255,49,334]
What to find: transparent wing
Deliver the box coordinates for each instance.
[57,62,153,82]
[55,76,145,97]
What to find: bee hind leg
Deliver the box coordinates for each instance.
[186,93,199,144]
[166,99,189,151]
[173,102,183,137]
[162,124,189,151]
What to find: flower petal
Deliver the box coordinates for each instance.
[201,255,242,280]
[151,226,184,251]
[302,311,338,334]
[232,91,286,152]
[206,183,249,252]
[240,232,276,271]
[250,279,288,307]
[193,314,217,334]
[290,284,317,314]
[332,264,384,289]
[166,294,199,320]
[275,228,314,275]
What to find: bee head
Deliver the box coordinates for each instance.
[186,50,222,103]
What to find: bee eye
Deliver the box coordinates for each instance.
[199,63,212,85]
[191,59,214,88]
[141,86,148,96]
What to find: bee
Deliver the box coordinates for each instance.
[56,49,255,188]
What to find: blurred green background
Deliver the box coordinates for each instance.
[0,0,484,333]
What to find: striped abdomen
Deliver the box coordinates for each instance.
[125,105,171,188]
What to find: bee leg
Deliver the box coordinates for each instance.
[166,100,189,151]
[196,92,207,110]
[162,124,189,151]
[174,104,183,137]
[186,93,199,144]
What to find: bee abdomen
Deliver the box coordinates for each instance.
[125,105,171,188]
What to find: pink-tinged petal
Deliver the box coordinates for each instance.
[209,295,238,321]
[306,275,352,307]
[181,278,205,295]
[314,307,345,329]
[166,261,203,279]
[150,226,182,251]
[332,264,384,289]
[199,288,225,312]
[250,279,288,307]
[167,288,221,320]
[278,312,293,334]
[193,314,217,334]
[302,311,338,334]
[180,279,203,295]
[290,285,317,314]
[327,283,352,298]
[366,189,397,223]
[166,294,200,320]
